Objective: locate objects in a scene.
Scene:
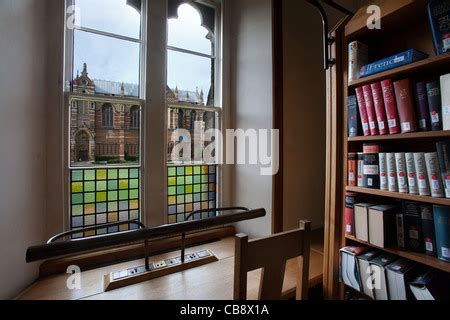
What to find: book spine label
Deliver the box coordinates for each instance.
[387,153,398,192]
[345,193,356,236]
[426,81,443,131]
[425,152,445,198]
[355,87,370,136]
[440,74,450,130]
[405,153,419,195]
[433,206,450,262]
[363,144,380,189]
[395,153,408,193]
[414,82,431,131]
[363,85,379,135]
[396,213,405,248]
[436,141,450,198]
[379,153,388,191]
[414,153,431,196]
[381,80,401,134]
[371,82,389,135]
[348,153,357,187]
[421,205,437,256]
[348,95,360,137]
[394,79,418,133]
[357,153,365,187]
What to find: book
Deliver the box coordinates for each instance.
[424,152,445,198]
[371,82,389,135]
[369,253,397,300]
[348,153,357,187]
[414,82,431,131]
[359,49,428,78]
[420,205,438,257]
[381,80,401,134]
[426,81,443,131]
[405,153,419,195]
[357,152,365,187]
[409,270,444,300]
[368,205,397,248]
[357,251,381,299]
[379,153,388,191]
[340,246,368,292]
[348,95,360,137]
[441,73,450,130]
[386,259,418,300]
[354,203,374,242]
[428,0,450,55]
[396,213,405,248]
[413,153,431,196]
[387,153,398,192]
[355,87,371,136]
[345,193,358,236]
[403,201,425,253]
[394,79,418,133]
[433,205,450,262]
[363,85,379,135]
[363,144,380,189]
[395,153,408,193]
[348,41,369,82]
[436,141,450,198]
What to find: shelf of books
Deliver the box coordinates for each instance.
[337,0,450,301]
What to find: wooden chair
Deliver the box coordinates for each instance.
[234,221,311,300]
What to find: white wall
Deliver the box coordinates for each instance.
[228,0,273,238]
[0,0,48,299]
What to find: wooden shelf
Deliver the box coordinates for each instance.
[348,130,450,142]
[346,236,450,273]
[348,53,450,88]
[346,186,450,206]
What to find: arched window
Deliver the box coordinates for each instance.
[130,106,140,129]
[102,104,114,128]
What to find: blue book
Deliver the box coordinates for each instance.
[433,205,450,262]
[359,49,429,78]
[428,0,450,55]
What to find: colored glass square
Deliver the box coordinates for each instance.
[108,191,118,201]
[193,176,201,184]
[72,182,83,193]
[72,216,83,228]
[209,166,216,174]
[85,215,95,226]
[119,169,129,179]
[129,179,139,189]
[96,192,107,202]
[85,181,95,192]
[168,205,177,215]
[129,200,139,210]
[84,192,95,204]
[202,166,208,174]
[193,202,201,211]
[168,187,176,196]
[177,167,185,176]
[168,177,176,186]
[84,170,95,181]
[108,169,118,180]
[97,169,107,180]
[85,204,96,215]
[202,193,208,201]
[186,203,193,212]
[72,170,83,182]
[209,174,216,183]
[119,211,129,221]
[108,212,118,222]
[209,183,216,191]
[202,202,208,210]
[185,167,193,175]
[96,203,107,213]
[97,214,107,224]
[168,167,176,177]
[194,185,201,193]
[177,177,185,185]
[194,194,201,202]
[72,205,83,216]
[177,195,185,203]
[85,230,96,237]
[96,181,107,191]
[130,168,139,179]
[186,176,193,184]
[177,214,185,223]
[177,204,185,213]
[177,186,185,194]
[108,180,118,190]
[130,210,139,220]
[168,215,177,224]
[194,166,201,175]
[119,179,129,189]
[108,202,118,211]
[202,175,208,183]
[202,184,208,192]
[119,201,129,211]
[130,190,139,199]
[71,194,83,205]
[185,194,193,203]
[185,185,193,194]
[119,190,129,200]
[168,196,177,205]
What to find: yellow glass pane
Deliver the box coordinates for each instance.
[168,196,177,205]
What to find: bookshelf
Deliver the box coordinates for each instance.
[323,0,450,300]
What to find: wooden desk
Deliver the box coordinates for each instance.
[18,237,323,300]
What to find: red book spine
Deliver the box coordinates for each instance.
[362,85,379,135]
[393,79,418,133]
[355,87,370,136]
[371,82,389,135]
[381,79,401,134]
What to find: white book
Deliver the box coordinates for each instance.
[405,153,419,195]
[441,74,450,131]
[395,153,408,193]
[387,153,398,192]
[414,153,431,196]
[425,153,445,198]
[379,153,388,191]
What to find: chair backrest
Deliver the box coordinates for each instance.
[234,221,311,300]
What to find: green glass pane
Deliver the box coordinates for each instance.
[185,185,193,194]
[72,171,83,182]
[177,195,185,203]
[119,180,129,190]
[168,187,177,196]
[130,190,139,199]
[108,169,118,180]
[108,201,118,211]
[168,177,176,186]
[186,176,193,184]
[202,193,208,201]
[177,177,185,185]
[177,186,185,194]
[129,179,139,189]
[194,166,201,175]
[96,181,107,191]
[119,190,129,200]
[130,168,139,179]
[72,205,83,216]
[185,167,193,175]
[119,169,129,179]
[194,185,201,193]
[71,194,83,205]
[84,170,95,181]
[194,176,201,184]
[108,191,118,201]
[96,192,107,202]
[72,182,83,193]
[108,180,118,190]
[202,184,208,192]
[202,175,208,183]
[177,167,185,176]
[168,167,176,177]
[84,181,95,192]
[84,192,95,203]
[97,169,107,180]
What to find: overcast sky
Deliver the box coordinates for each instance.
[73,0,212,96]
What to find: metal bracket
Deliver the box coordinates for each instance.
[307,0,354,70]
